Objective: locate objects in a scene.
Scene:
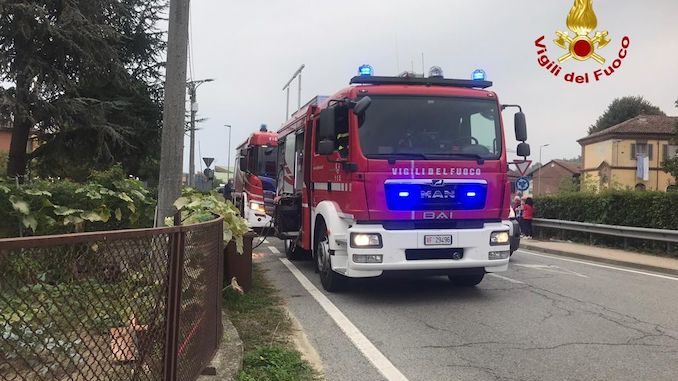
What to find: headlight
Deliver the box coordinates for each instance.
[490,231,510,246]
[250,202,264,212]
[350,233,382,248]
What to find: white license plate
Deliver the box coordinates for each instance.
[425,235,452,246]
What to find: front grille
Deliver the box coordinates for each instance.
[405,248,464,260]
[381,220,488,230]
[385,182,487,210]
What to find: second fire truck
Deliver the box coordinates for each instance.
[233,126,278,230]
[274,67,530,291]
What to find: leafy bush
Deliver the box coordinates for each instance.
[535,191,678,230]
[168,188,249,252]
[0,167,155,238]
[0,151,7,177]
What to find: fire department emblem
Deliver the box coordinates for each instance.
[554,0,610,64]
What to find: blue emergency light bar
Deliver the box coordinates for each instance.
[350,75,492,89]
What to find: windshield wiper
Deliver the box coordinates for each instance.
[428,153,486,164]
[368,153,430,162]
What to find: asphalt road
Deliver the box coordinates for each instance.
[255,238,678,381]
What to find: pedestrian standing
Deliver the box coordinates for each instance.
[523,197,534,239]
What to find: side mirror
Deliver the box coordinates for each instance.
[517,142,531,157]
[317,139,335,155]
[515,112,527,142]
[318,107,337,140]
[239,157,247,172]
[352,96,372,115]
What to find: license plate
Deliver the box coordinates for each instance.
[425,235,452,246]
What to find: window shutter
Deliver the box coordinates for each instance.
[664,144,669,161]
[630,144,636,160]
[648,144,653,161]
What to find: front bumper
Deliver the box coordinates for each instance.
[246,209,272,229]
[340,222,510,278]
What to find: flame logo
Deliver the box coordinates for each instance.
[554,0,610,64]
[566,0,598,35]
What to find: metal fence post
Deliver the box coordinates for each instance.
[163,230,186,381]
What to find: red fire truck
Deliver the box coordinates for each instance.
[233,126,278,230]
[274,67,529,291]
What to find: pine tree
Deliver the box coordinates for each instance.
[588,96,665,135]
[0,0,166,182]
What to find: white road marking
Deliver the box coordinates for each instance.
[517,250,678,282]
[269,246,280,254]
[280,258,410,381]
[488,273,525,284]
[513,263,589,278]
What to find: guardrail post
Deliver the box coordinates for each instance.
[163,230,186,381]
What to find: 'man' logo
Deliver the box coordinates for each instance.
[420,190,455,199]
[534,0,629,84]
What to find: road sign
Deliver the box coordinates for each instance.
[513,160,532,176]
[203,168,214,180]
[516,176,530,192]
[202,157,214,167]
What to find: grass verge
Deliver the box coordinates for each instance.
[224,264,319,381]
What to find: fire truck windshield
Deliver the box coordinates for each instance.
[358,96,502,160]
[251,146,278,178]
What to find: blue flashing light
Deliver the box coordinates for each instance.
[472,69,486,81]
[358,64,374,76]
[398,191,410,197]
[466,191,477,197]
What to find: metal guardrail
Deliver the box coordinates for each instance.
[533,218,678,243]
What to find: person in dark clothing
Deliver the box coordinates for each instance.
[523,197,534,238]
[222,179,234,202]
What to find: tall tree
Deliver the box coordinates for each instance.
[0,0,165,182]
[588,96,665,135]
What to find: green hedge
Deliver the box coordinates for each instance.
[535,191,678,230]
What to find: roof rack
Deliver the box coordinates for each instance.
[349,76,492,89]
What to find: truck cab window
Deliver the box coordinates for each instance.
[335,109,349,157]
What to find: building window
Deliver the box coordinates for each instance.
[663,144,678,161]
[631,142,653,160]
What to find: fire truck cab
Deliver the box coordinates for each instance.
[275,68,530,291]
[233,126,278,230]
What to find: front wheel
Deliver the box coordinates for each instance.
[448,272,485,287]
[315,221,346,292]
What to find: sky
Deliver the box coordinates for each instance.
[184,0,678,172]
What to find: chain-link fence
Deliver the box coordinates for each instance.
[0,218,224,381]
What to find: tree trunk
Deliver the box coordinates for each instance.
[7,10,32,183]
[7,73,31,182]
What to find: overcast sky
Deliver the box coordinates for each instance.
[184,0,678,172]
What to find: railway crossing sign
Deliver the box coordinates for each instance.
[516,177,530,192]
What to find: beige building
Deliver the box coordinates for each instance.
[578,115,677,191]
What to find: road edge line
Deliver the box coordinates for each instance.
[517,249,678,281]
[518,243,678,277]
[280,258,410,381]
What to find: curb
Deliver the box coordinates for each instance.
[197,311,243,381]
[518,242,678,277]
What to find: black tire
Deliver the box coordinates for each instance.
[315,220,346,292]
[284,239,308,261]
[449,272,485,287]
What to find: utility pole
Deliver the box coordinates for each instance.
[187,79,214,186]
[225,125,232,183]
[157,0,191,226]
